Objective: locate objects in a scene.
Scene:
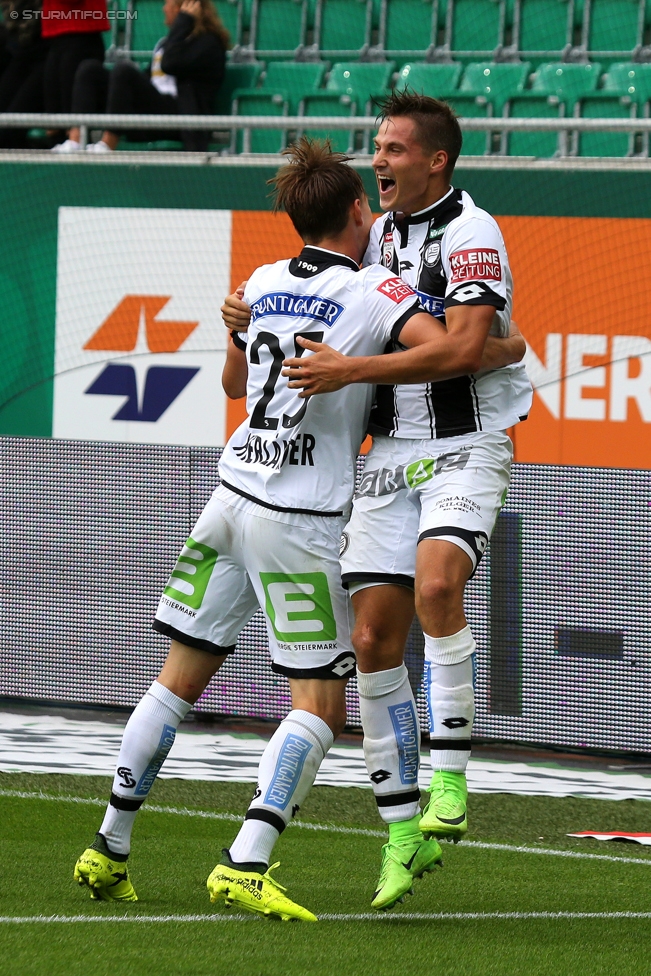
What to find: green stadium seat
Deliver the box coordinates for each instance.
[506,92,562,156]
[326,61,395,109]
[530,61,602,106]
[460,61,531,110]
[299,93,356,152]
[215,0,242,48]
[446,0,505,54]
[516,0,572,57]
[251,0,308,57]
[316,0,373,56]
[586,0,644,55]
[395,61,463,97]
[381,0,438,56]
[602,62,651,103]
[130,0,165,57]
[577,94,635,156]
[232,91,288,152]
[445,93,490,154]
[260,61,326,113]
[215,61,263,114]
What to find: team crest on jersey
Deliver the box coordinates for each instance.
[377,277,415,303]
[423,241,441,267]
[382,232,394,269]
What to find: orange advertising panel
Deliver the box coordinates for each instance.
[227,211,302,438]
[499,215,651,469]
[227,211,651,469]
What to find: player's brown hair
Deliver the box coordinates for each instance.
[270,137,367,243]
[377,89,462,176]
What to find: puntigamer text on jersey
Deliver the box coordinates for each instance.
[250,292,345,328]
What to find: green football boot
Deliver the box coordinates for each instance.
[74,835,138,902]
[419,770,468,842]
[371,835,443,911]
[207,853,317,922]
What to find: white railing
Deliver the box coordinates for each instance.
[0,112,647,149]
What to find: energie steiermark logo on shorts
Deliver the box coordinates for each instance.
[163,538,218,610]
[260,572,337,643]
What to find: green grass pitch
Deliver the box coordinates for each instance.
[2,771,651,976]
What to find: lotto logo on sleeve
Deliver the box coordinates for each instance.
[449,249,502,283]
[377,277,416,303]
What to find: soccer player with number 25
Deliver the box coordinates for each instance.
[74,132,523,920]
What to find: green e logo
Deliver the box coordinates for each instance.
[260,572,337,642]
[163,538,217,610]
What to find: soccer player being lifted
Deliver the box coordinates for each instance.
[224,93,532,911]
[72,138,522,921]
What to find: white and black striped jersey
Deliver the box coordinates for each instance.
[219,246,422,516]
[364,187,532,439]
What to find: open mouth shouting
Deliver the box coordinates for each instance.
[376,173,397,202]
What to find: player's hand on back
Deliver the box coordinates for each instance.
[282,336,355,397]
[221,281,251,332]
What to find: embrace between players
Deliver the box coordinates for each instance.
[73,90,532,920]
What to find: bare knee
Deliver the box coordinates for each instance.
[415,574,459,615]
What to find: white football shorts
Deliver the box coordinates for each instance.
[340,431,512,590]
[153,484,355,679]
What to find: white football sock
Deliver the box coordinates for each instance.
[423,626,475,774]
[98,680,191,855]
[357,664,421,824]
[228,710,333,868]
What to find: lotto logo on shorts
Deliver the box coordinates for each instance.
[449,249,501,283]
[260,572,337,643]
[163,538,218,610]
[376,277,415,303]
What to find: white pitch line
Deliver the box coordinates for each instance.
[3,788,651,866]
[2,912,651,924]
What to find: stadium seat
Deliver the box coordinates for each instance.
[530,61,602,106]
[460,61,531,111]
[129,0,165,58]
[250,0,308,58]
[215,61,263,114]
[603,62,651,103]
[315,0,373,56]
[576,94,635,156]
[299,93,356,152]
[326,61,395,110]
[380,0,438,58]
[444,93,491,154]
[216,0,242,48]
[257,61,327,113]
[395,61,463,97]
[515,0,573,59]
[506,93,562,156]
[232,91,288,152]
[446,0,505,54]
[586,0,644,56]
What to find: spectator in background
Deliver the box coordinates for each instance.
[43,0,109,143]
[54,0,228,153]
[0,0,49,149]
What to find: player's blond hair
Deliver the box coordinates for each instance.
[270,137,367,243]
